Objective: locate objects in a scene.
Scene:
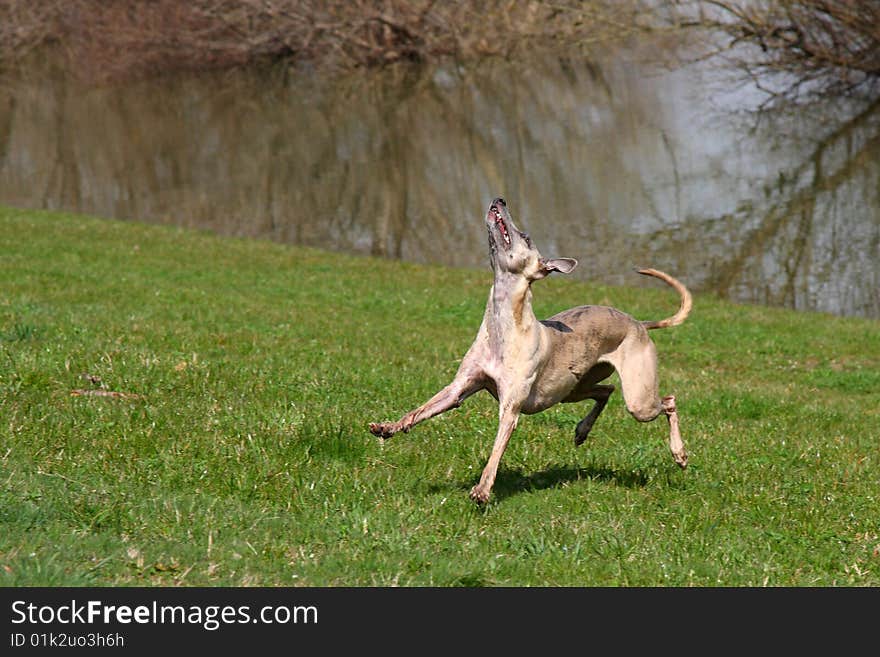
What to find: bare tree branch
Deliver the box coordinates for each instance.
[669,0,880,105]
[0,0,649,82]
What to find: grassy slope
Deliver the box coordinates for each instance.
[1,206,878,586]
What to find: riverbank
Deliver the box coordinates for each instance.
[0,0,649,83]
[1,206,878,585]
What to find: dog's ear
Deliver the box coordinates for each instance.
[541,258,578,275]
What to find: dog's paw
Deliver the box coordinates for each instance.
[369,422,396,438]
[469,484,491,505]
[674,450,688,469]
[573,426,592,447]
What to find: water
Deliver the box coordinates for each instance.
[2,49,879,318]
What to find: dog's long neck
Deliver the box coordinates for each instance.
[486,272,539,352]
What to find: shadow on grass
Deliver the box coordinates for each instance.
[428,462,650,502]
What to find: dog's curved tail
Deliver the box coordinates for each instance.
[637,268,692,330]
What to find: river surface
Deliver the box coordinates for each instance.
[2,48,879,318]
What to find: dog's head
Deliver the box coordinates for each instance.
[485,197,577,281]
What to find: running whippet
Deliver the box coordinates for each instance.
[369,197,692,504]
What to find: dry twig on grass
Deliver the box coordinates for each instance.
[70,389,145,401]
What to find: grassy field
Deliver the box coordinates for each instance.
[1,206,878,586]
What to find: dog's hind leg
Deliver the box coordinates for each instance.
[574,385,615,446]
[561,363,615,446]
[607,339,687,468]
[661,395,687,468]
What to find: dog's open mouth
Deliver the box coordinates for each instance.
[490,205,511,247]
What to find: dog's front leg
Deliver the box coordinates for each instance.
[369,361,484,439]
[469,400,521,505]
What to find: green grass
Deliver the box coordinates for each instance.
[1,206,879,586]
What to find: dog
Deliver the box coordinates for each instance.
[369,197,691,504]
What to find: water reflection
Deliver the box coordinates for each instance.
[1,53,878,318]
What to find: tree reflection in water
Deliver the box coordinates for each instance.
[1,53,878,317]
